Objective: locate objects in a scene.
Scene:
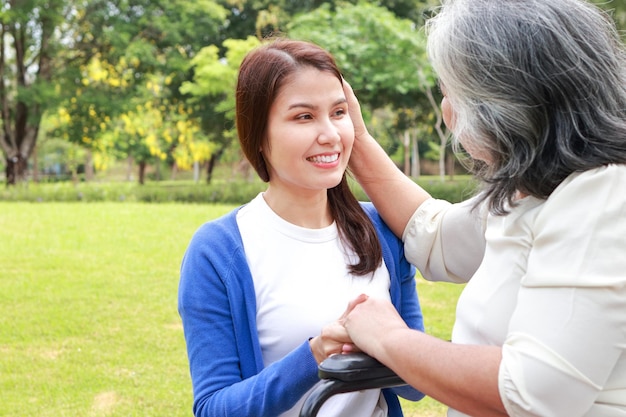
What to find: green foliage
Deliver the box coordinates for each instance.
[417,177,480,202]
[180,36,261,118]
[46,0,231,181]
[350,175,478,203]
[0,176,477,204]
[215,0,436,40]
[1,0,66,183]
[4,0,625,188]
[134,181,268,203]
[288,2,435,108]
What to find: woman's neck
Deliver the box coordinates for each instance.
[262,187,333,229]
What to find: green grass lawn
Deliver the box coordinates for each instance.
[0,202,461,417]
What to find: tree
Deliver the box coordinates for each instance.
[49,0,228,184]
[0,0,230,185]
[0,0,66,185]
[216,0,438,41]
[180,36,261,182]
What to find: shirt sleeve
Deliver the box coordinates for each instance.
[499,165,626,416]
[402,196,487,283]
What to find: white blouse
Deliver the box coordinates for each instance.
[403,165,626,417]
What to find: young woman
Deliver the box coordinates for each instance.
[341,0,626,416]
[178,38,424,417]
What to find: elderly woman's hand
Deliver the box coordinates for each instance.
[343,295,409,359]
[308,294,369,363]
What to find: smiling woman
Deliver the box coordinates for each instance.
[177,38,426,417]
[261,66,354,225]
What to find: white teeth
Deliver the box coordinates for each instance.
[308,154,339,163]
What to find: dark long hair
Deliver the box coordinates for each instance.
[236,38,382,275]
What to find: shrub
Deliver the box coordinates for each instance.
[0,177,478,204]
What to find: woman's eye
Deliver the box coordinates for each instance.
[296,114,313,120]
[333,108,346,117]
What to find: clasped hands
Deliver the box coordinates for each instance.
[308,293,409,364]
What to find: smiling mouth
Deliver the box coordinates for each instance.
[307,154,339,163]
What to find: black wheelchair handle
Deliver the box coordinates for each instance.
[318,352,400,382]
[299,353,406,417]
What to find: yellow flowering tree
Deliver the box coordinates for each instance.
[47,0,227,183]
[180,36,260,182]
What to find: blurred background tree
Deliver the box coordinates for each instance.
[1,0,623,185]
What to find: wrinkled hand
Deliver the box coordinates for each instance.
[309,294,369,364]
[343,295,408,359]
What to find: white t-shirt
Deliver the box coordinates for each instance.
[237,193,391,417]
[404,165,626,417]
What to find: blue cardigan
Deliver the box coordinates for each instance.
[178,202,425,417]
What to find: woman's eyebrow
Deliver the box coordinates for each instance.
[287,97,347,111]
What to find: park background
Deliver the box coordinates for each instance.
[1,1,625,416]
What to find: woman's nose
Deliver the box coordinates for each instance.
[317,119,341,144]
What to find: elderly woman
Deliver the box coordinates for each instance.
[341,0,626,416]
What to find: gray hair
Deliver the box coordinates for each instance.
[426,0,626,214]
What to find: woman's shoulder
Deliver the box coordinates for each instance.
[533,164,626,223]
[187,206,244,252]
[555,164,626,197]
[359,201,400,243]
[359,201,383,227]
[195,207,240,233]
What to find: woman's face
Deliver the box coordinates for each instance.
[263,67,354,195]
[441,85,492,164]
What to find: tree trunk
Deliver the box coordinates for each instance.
[0,2,54,186]
[206,153,217,184]
[32,144,39,183]
[193,161,200,183]
[85,149,94,181]
[424,86,449,182]
[154,159,161,181]
[410,129,420,178]
[1,128,38,186]
[126,155,134,181]
[447,152,455,180]
[206,147,225,184]
[170,162,178,180]
[5,154,27,185]
[71,163,78,185]
[402,130,410,176]
[138,161,146,185]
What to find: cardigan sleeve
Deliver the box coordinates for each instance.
[178,217,320,417]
